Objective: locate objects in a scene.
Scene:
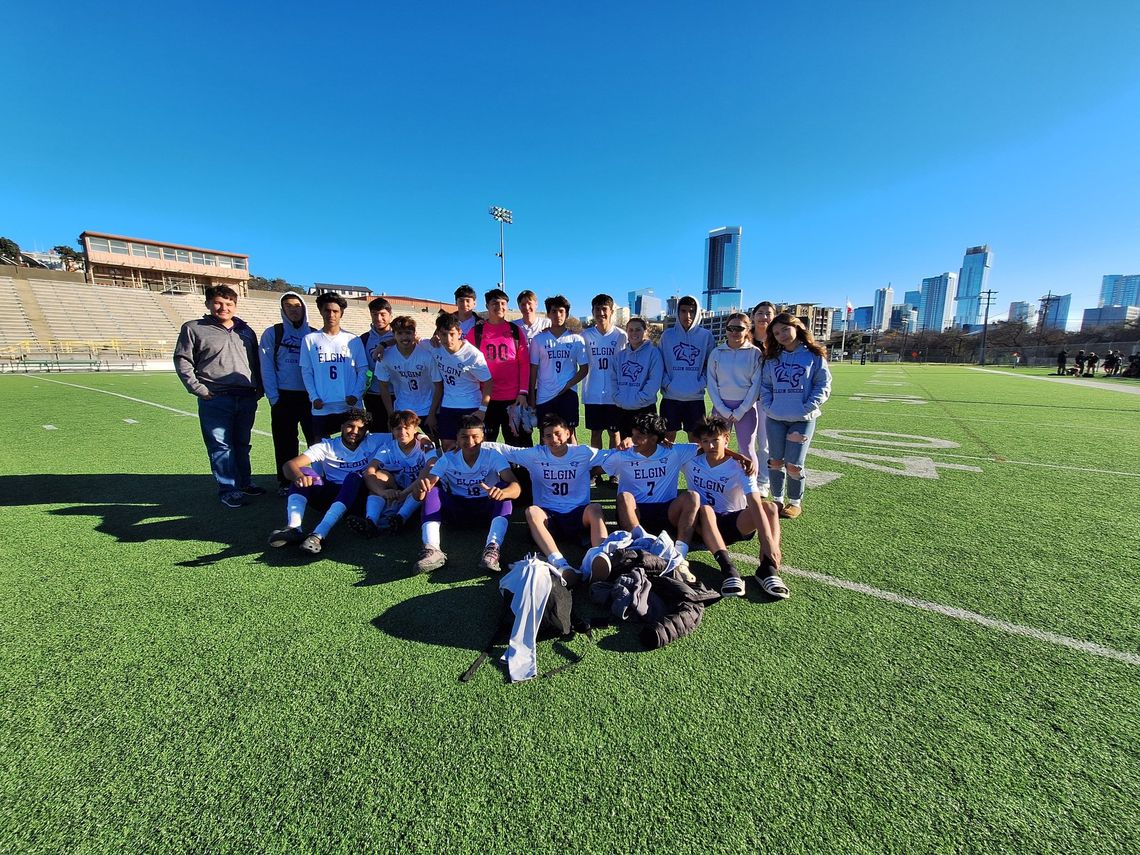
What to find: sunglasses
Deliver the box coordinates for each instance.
[726,325,747,333]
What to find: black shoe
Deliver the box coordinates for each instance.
[221,492,246,509]
[241,484,268,496]
[268,527,305,547]
[346,515,381,538]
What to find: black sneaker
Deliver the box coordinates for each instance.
[345,515,380,538]
[241,484,268,496]
[381,513,406,534]
[268,527,305,547]
[221,491,246,509]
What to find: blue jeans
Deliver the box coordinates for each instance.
[198,394,258,495]
[766,417,815,469]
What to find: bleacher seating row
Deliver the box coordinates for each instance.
[0,278,445,360]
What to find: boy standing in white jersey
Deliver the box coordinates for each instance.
[582,293,627,451]
[529,294,589,432]
[376,316,435,421]
[300,292,368,438]
[428,313,493,451]
[685,417,787,598]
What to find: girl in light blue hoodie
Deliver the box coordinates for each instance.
[759,313,832,518]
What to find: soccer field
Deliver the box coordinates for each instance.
[2,364,1138,853]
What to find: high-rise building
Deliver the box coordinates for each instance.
[1081,305,1139,331]
[872,285,894,332]
[1038,293,1071,330]
[1099,274,1140,307]
[1007,301,1034,324]
[628,288,663,319]
[953,245,992,329]
[917,272,958,332]
[703,226,743,313]
[850,306,873,331]
[903,289,922,307]
[890,304,919,332]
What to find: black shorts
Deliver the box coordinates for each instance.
[714,509,755,546]
[635,500,674,535]
[436,406,477,441]
[536,389,580,429]
[543,504,589,540]
[616,404,657,438]
[660,398,706,434]
[584,403,620,432]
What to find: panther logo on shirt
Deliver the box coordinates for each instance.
[773,362,806,387]
[621,361,645,381]
[672,342,700,367]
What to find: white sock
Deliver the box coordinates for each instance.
[287,494,307,529]
[486,515,509,546]
[422,521,441,549]
[397,496,421,520]
[313,502,346,539]
[677,541,690,558]
[365,495,385,523]
[548,551,568,567]
[631,525,647,539]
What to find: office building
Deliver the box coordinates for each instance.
[890,304,919,332]
[1099,274,1140,307]
[1038,293,1071,331]
[903,289,922,307]
[850,306,874,331]
[628,288,664,319]
[1007,301,1034,324]
[81,231,249,295]
[703,226,743,313]
[872,285,894,332]
[917,272,958,332]
[953,245,992,329]
[1081,305,1139,331]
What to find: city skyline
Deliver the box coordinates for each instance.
[3,1,1139,330]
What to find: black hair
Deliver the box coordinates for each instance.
[591,293,614,310]
[693,415,730,439]
[631,413,667,441]
[205,285,238,302]
[341,408,371,428]
[316,292,348,311]
[369,297,392,313]
[544,294,571,313]
[457,414,486,434]
[540,414,570,433]
[484,288,509,305]
[435,311,461,332]
[454,284,476,300]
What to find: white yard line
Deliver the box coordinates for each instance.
[966,367,1140,395]
[27,376,273,437]
[809,441,1140,478]
[826,410,1139,433]
[729,553,1140,667]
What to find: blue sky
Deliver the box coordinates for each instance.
[5,0,1139,327]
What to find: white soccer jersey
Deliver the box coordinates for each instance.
[514,316,550,341]
[530,329,589,405]
[433,341,492,409]
[602,443,701,504]
[581,326,628,404]
[431,446,512,498]
[372,441,438,489]
[683,454,758,514]
[377,341,436,416]
[491,443,609,514]
[303,433,390,484]
[300,330,368,415]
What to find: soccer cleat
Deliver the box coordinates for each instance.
[299,534,323,554]
[415,545,447,573]
[268,527,305,548]
[479,544,502,573]
[241,484,268,496]
[779,504,802,519]
[220,491,246,509]
[381,513,406,534]
[675,557,697,584]
[345,515,381,538]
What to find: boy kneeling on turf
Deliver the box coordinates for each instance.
[269,409,387,555]
[413,415,520,574]
[348,410,439,537]
[685,416,788,598]
[488,414,609,576]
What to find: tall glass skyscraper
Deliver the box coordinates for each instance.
[1039,293,1071,330]
[1099,274,1140,307]
[872,285,894,332]
[953,245,992,329]
[918,272,958,332]
[703,226,743,313]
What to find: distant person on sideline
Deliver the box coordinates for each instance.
[174,284,265,509]
[1056,348,1067,376]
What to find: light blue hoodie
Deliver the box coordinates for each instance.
[660,295,713,402]
[759,344,832,422]
[259,293,311,404]
[615,340,663,410]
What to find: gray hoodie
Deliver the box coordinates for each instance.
[174,314,261,398]
[659,295,714,402]
[259,293,311,403]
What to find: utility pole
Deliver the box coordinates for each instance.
[1037,292,1058,345]
[978,288,998,365]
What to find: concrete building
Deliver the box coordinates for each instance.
[953,245,992,329]
[777,303,836,340]
[918,272,958,332]
[1081,305,1139,331]
[1099,274,1140,307]
[703,226,743,313]
[872,285,894,332]
[81,231,249,295]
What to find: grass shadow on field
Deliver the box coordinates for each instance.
[371,580,501,653]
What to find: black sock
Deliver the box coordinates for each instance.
[714,549,738,578]
[758,554,777,577]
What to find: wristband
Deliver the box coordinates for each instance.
[478,405,488,413]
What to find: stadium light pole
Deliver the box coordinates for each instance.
[489,206,512,289]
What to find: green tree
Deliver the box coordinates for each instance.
[0,236,21,265]
[52,245,84,272]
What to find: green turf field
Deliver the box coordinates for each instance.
[2,365,1138,853]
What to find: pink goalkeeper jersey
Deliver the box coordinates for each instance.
[465,320,529,402]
